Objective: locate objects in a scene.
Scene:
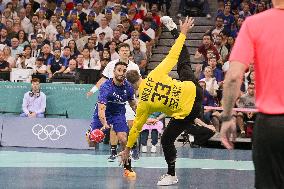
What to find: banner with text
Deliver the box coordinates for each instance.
[1,117,95,149]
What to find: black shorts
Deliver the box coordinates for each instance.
[253,113,284,189]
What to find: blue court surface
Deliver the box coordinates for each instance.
[0,145,254,189]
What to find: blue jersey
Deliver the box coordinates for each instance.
[95,79,135,118]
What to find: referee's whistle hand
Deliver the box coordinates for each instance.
[179,16,195,36]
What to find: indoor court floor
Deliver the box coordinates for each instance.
[0,145,254,189]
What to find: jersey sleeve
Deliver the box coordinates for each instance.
[97,84,110,105]
[126,103,150,148]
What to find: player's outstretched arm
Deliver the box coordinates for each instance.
[154,17,195,74]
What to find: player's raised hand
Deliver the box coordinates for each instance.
[179,16,195,36]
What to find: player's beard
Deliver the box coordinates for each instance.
[115,75,125,83]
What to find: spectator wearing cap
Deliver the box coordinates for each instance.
[15,45,36,69]
[124,30,146,53]
[66,9,83,32]
[84,11,100,35]
[82,0,91,15]
[19,8,33,34]
[54,7,66,28]
[10,37,24,58]
[45,15,59,43]
[120,12,128,23]
[95,17,113,42]
[0,28,11,46]
[32,56,47,74]
[47,48,67,78]
[105,8,120,30]
[75,2,87,25]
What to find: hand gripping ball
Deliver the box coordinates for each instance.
[89,129,105,143]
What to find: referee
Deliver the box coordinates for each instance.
[221,1,284,188]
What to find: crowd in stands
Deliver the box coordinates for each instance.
[193,0,272,138]
[0,0,170,82]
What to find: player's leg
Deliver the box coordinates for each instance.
[108,129,119,162]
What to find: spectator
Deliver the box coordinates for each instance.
[98,32,108,47]
[141,112,165,153]
[32,56,47,75]
[210,16,224,42]
[124,30,147,53]
[217,4,234,33]
[20,78,46,118]
[19,8,33,34]
[62,46,74,62]
[10,37,24,58]
[15,45,36,69]
[17,30,29,48]
[76,53,88,69]
[3,46,15,68]
[30,38,40,58]
[63,58,77,75]
[106,41,119,61]
[236,83,256,138]
[82,0,91,15]
[61,30,72,48]
[39,43,53,65]
[239,2,251,18]
[85,37,100,60]
[0,28,11,46]
[47,48,67,78]
[82,47,101,70]
[95,17,113,42]
[75,2,87,25]
[214,34,229,64]
[68,40,80,58]
[101,49,111,61]
[84,11,100,35]
[0,50,9,72]
[112,28,125,45]
[45,15,58,43]
[131,39,147,76]
[105,8,119,30]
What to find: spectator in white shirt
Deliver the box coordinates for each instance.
[16,45,36,69]
[95,17,113,41]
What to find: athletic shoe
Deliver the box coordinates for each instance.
[141,146,147,153]
[160,16,177,31]
[151,145,157,153]
[240,131,246,138]
[131,148,139,161]
[107,154,116,162]
[124,169,137,178]
[157,174,178,186]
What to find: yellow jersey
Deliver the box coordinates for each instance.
[127,33,197,148]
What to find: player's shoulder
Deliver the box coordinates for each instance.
[244,9,275,24]
[101,79,113,89]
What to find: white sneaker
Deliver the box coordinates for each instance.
[150,145,157,153]
[160,16,177,31]
[141,146,147,153]
[157,174,178,186]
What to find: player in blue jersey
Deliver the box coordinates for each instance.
[90,61,137,178]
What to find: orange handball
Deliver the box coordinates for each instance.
[89,129,105,143]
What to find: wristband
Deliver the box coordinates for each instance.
[90,86,98,93]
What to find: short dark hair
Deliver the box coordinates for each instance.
[126,70,140,84]
[203,33,212,41]
[117,43,130,51]
[31,78,40,83]
[114,61,128,69]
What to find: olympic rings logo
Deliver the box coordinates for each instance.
[32,124,67,141]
